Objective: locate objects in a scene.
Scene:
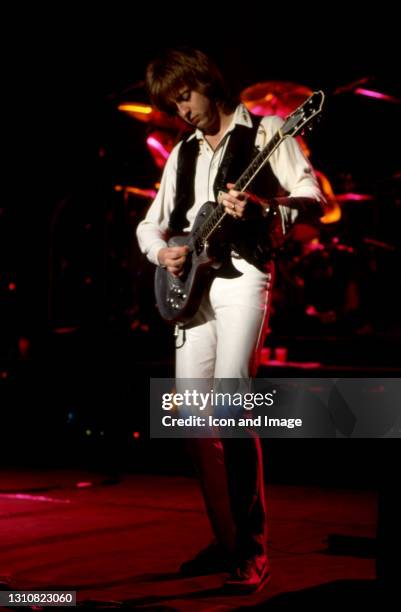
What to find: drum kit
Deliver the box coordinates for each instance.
[116,80,400,332]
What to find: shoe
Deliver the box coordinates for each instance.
[224,554,270,593]
[179,542,232,576]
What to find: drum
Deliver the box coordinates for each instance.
[299,239,359,323]
[273,236,361,333]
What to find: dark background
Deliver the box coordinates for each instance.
[2,8,400,485]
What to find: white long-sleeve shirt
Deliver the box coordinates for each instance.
[137,104,324,265]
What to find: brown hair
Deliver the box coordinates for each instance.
[146,47,237,115]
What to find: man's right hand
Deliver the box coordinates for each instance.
[157,246,190,277]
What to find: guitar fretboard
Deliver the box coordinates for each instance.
[194,130,283,243]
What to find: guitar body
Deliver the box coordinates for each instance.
[155,202,221,323]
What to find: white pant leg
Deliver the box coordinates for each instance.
[209,258,271,557]
[175,294,236,551]
[211,258,273,378]
[174,258,272,555]
[175,294,217,379]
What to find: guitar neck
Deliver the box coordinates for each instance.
[195,129,285,243]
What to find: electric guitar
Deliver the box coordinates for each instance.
[155,90,325,323]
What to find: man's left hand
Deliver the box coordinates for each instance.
[222,183,260,219]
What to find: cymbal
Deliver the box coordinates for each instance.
[335,193,374,202]
[118,102,184,130]
[240,81,313,117]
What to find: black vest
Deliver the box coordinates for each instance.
[170,114,287,269]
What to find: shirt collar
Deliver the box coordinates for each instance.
[187,104,253,141]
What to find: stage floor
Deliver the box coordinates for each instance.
[0,469,377,609]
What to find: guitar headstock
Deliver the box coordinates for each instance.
[281,90,325,138]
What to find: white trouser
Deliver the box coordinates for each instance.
[176,257,273,379]
[175,257,273,555]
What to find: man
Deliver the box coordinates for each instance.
[137,47,324,593]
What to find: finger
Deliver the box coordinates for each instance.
[170,250,187,260]
[227,184,246,201]
[167,259,185,268]
[176,248,189,258]
[223,198,237,213]
[223,204,235,216]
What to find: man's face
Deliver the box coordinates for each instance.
[173,88,217,131]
